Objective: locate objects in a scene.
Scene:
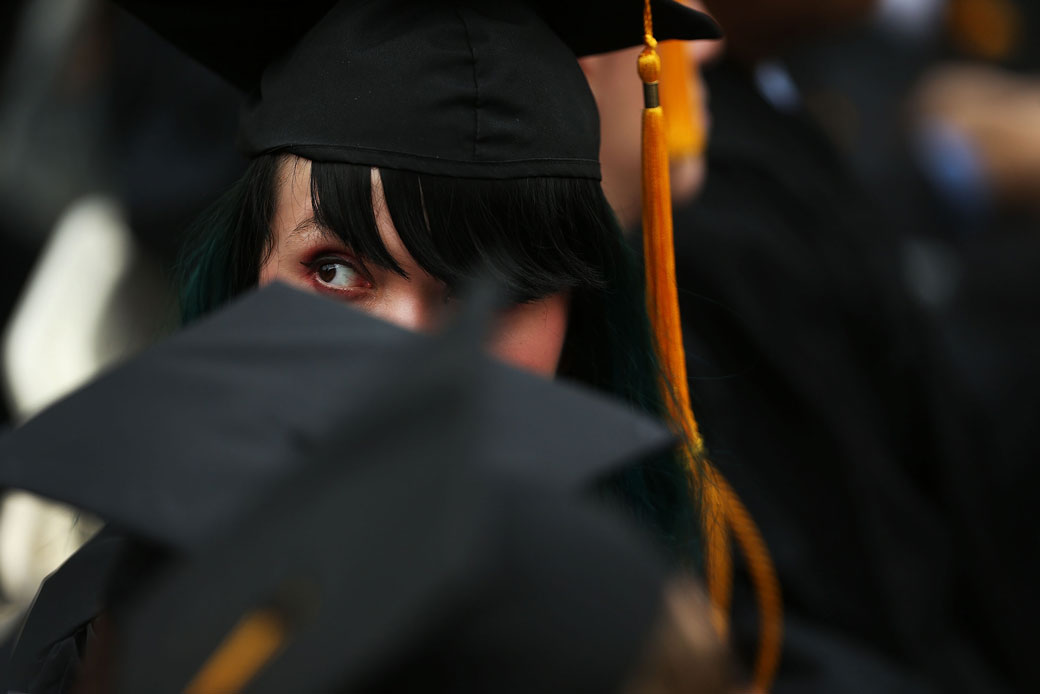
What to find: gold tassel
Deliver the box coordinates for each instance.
[638,30,732,640]
[658,39,705,160]
[638,2,782,691]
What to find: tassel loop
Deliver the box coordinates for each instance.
[638,42,660,79]
[638,46,661,108]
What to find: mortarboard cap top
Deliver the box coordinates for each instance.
[118,0,720,179]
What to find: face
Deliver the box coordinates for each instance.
[259,157,571,377]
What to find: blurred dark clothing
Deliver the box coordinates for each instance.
[3,532,128,694]
[783,18,1040,245]
[780,22,942,238]
[106,8,243,266]
[674,58,1026,693]
[924,232,1040,692]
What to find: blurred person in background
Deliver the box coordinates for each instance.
[0,0,244,425]
[908,0,1040,237]
[587,0,1034,691]
[903,4,1040,688]
[762,2,1040,688]
[0,0,242,637]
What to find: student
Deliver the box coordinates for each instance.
[4,1,740,692]
[169,0,718,560]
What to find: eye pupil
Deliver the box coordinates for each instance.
[318,264,338,283]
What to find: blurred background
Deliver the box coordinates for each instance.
[1,0,1037,692]
[0,0,243,638]
[667,0,1040,692]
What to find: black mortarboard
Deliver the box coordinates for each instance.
[113,421,671,693]
[0,284,673,552]
[0,285,679,693]
[117,0,720,179]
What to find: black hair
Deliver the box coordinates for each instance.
[178,154,701,564]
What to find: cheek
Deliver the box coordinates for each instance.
[487,294,570,378]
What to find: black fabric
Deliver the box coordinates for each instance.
[116,446,668,693]
[355,484,668,693]
[115,0,719,179]
[242,0,602,178]
[671,60,1013,692]
[108,7,245,266]
[923,232,1040,693]
[4,285,674,693]
[0,284,673,553]
[115,0,719,89]
[4,531,128,694]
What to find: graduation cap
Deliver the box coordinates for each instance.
[0,284,674,552]
[0,284,685,692]
[112,407,675,693]
[114,0,720,180]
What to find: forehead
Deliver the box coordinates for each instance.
[270,156,315,241]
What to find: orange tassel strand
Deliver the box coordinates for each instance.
[638,2,782,691]
[638,27,732,640]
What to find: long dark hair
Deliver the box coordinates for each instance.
[177,154,700,563]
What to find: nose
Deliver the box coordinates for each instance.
[371,292,444,334]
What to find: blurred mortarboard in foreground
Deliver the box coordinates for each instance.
[0,283,679,693]
[115,0,720,179]
[112,407,671,693]
[0,283,674,553]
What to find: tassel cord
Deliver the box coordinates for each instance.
[638,4,783,690]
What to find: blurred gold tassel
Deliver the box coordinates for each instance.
[948,0,1022,62]
[658,39,705,160]
[638,2,782,691]
[183,609,287,694]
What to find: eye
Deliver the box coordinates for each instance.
[304,256,372,292]
[316,261,356,288]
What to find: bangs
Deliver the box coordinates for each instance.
[308,161,611,302]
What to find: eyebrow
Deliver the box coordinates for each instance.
[287,216,339,243]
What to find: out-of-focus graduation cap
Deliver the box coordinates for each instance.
[0,284,678,693]
[115,0,719,179]
[113,416,671,693]
[0,284,673,552]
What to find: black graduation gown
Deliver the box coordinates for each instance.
[921,230,1040,693]
[2,532,129,694]
[672,59,1017,693]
